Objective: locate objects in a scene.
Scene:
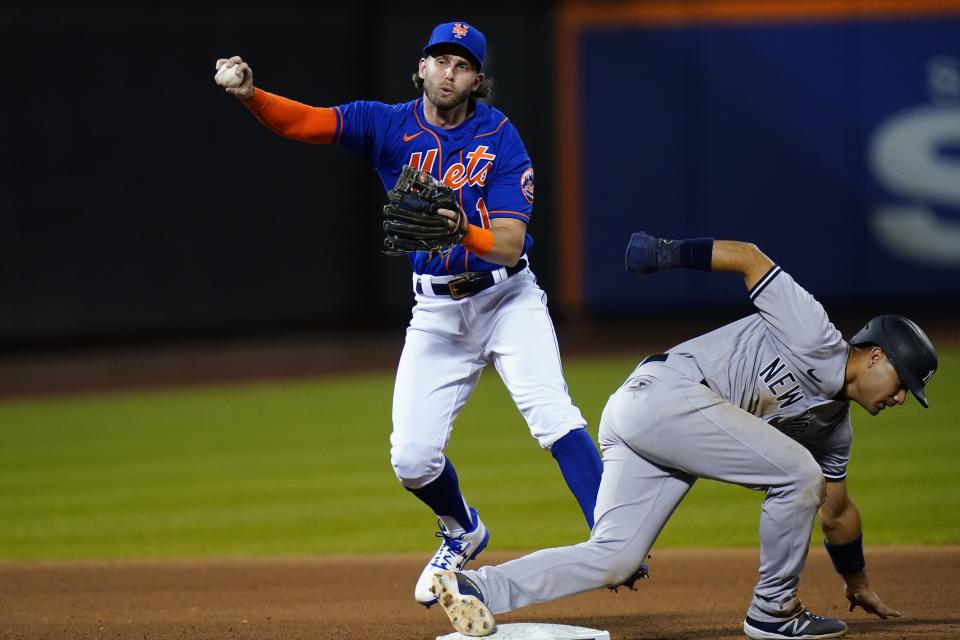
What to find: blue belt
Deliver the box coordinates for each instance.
[416,259,527,300]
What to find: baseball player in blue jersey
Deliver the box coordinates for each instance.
[214,22,605,607]
[430,232,938,639]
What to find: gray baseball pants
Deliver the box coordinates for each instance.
[464,356,825,622]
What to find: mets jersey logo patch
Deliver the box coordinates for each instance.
[452,23,469,39]
[520,167,535,203]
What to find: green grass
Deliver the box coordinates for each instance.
[1,349,958,560]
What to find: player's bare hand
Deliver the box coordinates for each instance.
[215,56,254,100]
[437,208,467,232]
[844,582,902,619]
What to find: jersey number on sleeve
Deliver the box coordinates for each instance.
[476,197,491,228]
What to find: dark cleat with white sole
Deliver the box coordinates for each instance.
[743,610,847,639]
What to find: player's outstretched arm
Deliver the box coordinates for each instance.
[625,231,773,290]
[214,55,339,144]
[710,240,774,291]
[820,479,902,620]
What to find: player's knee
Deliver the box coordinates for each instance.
[597,548,641,587]
[794,461,825,509]
[390,442,445,489]
[584,534,640,586]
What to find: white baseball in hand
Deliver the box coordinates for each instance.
[215,64,243,88]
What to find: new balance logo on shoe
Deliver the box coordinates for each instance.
[778,617,812,635]
[743,609,847,639]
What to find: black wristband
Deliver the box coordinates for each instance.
[824,533,866,575]
[687,237,714,272]
[657,237,714,272]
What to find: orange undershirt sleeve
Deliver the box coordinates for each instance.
[243,87,339,144]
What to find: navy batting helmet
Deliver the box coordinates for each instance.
[850,315,938,408]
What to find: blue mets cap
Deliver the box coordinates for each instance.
[423,22,486,70]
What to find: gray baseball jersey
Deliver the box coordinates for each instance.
[464,265,854,623]
[667,265,853,479]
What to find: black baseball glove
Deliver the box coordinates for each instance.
[382,166,465,256]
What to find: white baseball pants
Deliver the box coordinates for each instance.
[390,266,587,489]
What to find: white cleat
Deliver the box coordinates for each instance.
[430,569,496,637]
[414,507,489,606]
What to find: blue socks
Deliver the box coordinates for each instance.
[410,432,603,533]
[408,457,473,531]
[551,428,603,529]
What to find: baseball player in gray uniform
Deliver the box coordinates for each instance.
[428,231,938,640]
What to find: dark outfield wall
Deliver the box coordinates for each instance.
[558,3,960,316]
[3,2,958,348]
[0,3,557,345]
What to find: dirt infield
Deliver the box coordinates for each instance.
[2,548,958,640]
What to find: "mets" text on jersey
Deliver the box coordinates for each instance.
[408,145,496,190]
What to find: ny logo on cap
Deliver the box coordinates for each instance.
[923,369,935,384]
[452,23,469,39]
